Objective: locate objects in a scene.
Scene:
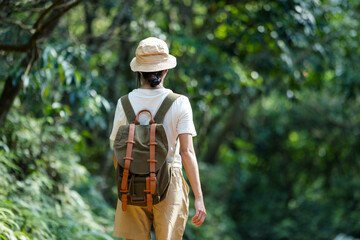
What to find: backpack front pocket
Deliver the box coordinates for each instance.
[129,176,147,203]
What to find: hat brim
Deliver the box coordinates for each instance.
[130,55,177,72]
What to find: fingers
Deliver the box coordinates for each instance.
[191,216,200,226]
[192,214,204,226]
[192,216,202,227]
[191,209,206,227]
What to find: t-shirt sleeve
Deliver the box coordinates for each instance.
[109,99,126,149]
[176,96,197,137]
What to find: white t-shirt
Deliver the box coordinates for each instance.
[109,88,197,168]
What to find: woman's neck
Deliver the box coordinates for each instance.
[139,84,164,89]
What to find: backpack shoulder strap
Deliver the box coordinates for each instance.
[154,92,181,123]
[121,94,136,123]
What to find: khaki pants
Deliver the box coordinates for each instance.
[113,167,189,240]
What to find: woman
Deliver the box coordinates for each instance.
[109,37,206,240]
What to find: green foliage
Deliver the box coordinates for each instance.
[0,104,114,240]
[210,89,360,240]
[1,0,360,239]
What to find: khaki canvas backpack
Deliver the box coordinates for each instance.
[113,92,180,211]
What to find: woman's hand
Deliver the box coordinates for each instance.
[191,197,206,227]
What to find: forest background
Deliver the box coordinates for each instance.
[1,0,360,239]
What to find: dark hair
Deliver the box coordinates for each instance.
[137,71,163,88]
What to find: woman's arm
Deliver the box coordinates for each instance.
[179,133,206,227]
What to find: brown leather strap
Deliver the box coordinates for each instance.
[135,109,155,125]
[145,177,153,211]
[143,123,157,212]
[147,124,157,195]
[120,123,135,211]
[121,194,128,211]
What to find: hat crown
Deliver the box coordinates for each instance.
[136,37,169,56]
[130,37,176,72]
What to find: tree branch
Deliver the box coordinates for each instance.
[200,92,260,164]
[87,1,133,44]
[0,43,30,52]
[38,0,83,33]
[33,0,63,29]
[0,16,35,32]
[0,0,83,126]
[0,0,83,52]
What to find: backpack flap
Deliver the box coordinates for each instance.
[113,124,169,175]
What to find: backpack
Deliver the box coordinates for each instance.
[113,92,180,211]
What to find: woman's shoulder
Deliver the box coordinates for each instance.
[173,93,190,103]
[170,94,193,116]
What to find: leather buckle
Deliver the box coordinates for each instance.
[147,141,158,146]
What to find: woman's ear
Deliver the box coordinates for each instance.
[161,70,168,80]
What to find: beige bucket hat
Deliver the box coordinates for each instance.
[130,37,177,72]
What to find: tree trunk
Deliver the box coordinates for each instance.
[0,53,33,126]
[0,75,23,126]
[201,101,244,164]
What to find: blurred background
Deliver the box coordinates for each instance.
[1,0,360,239]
